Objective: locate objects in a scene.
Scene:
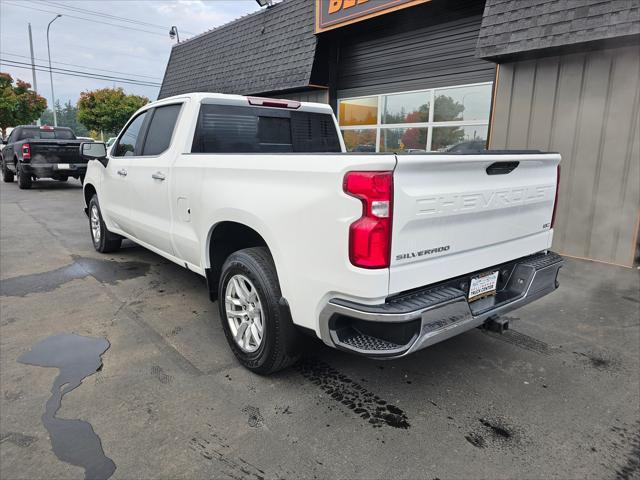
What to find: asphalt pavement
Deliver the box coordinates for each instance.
[1,178,639,480]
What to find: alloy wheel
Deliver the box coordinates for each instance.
[224,274,264,353]
[90,205,101,244]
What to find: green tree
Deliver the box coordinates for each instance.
[0,73,47,138]
[77,87,148,137]
[431,95,466,150]
[40,101,90,137]
[40,106,54,126]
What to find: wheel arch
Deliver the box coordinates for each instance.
[83,183,97,211]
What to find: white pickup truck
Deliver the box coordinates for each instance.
[80,93,563,374]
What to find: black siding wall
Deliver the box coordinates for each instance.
[332,0,495,98]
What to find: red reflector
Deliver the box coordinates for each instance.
[247,96,301,109]
[344,171,393,269]
[22,143,31,160]
[551,165,560,228]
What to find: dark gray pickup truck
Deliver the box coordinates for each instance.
[1,125,89,189]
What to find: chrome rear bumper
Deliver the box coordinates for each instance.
[319,251,563,358]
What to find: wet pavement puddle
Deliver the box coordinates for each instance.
[18,333,116,480]
[0,255,150,297]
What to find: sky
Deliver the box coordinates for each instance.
[0,0,262,108]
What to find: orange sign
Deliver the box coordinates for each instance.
[315,0,430,33]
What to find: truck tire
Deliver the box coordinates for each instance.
[17,164,32,189]
[1,160,13,182]
[88,194,122,253]
[218,247,300,374]
[56,175,68,182]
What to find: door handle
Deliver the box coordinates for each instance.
[151,171,166,181]
[117,169,127,177]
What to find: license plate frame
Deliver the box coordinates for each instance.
[57,163,70,170]
[468,270,499,302]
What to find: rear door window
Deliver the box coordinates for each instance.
[191,104,341,153]
[141,104,182,156]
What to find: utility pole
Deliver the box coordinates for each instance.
[28,23,40,126]
[46,14,62,127]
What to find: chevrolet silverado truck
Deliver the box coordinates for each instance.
[80,93,563,374]
[1,125,87,188]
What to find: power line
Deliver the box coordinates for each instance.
[3,1,170,37]
[2,59,162,87]
[2,58,162,85]
[6,63,162,89]
[2,61,162,88]
[37,0,196,35]
[0,51,162,80]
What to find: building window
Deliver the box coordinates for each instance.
[382,92,430,124]
[338,97,378,126]
[342,129,376,152]
[338,82,492,153]
[380,127,428,153]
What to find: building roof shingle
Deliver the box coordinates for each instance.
[158,0,316,99]
[476,0,640,60]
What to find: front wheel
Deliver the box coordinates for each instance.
[89,195,122,253]
[218,247,300,374]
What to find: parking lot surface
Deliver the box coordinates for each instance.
[1,179,639,480]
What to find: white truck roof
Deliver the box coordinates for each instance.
[150,92,334,115]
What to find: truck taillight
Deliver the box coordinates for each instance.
[344,171,393,269]
[22,143,31,160]
[551,165,560,228]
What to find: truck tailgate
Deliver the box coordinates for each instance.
[30,141,84,164]
[389,153,560,294]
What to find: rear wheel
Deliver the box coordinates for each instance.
[17,164,32,189]
[1,159,13,182]
[56,175,68,182]
[89,195,122,253]
[218,247,300,374]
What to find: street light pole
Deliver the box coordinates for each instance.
[46,14,62,127]
[169,26,180,43]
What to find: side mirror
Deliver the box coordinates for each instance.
[80,142,108,167]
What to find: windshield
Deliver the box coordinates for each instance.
[18,128,76,140]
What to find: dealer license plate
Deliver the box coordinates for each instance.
[57,163,70,169]
[468,270,499,301]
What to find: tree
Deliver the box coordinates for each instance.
[431,95,466,150]
[41,100,90,137]
[399,109,428,150]
[77,87,148,137]
[0,73,47,138]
